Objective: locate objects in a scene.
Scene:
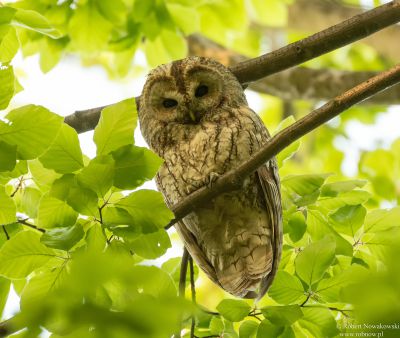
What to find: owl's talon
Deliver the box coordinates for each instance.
[207,172,220,188]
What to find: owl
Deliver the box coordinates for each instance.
[138,56,282,299]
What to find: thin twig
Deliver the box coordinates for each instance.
[64,1,400,134]
[189,256,196,338]
[166,64,400,227]
[174,247,190,338]
[1,226,9,240]
[17,218,46,233]
[10,176,24,198]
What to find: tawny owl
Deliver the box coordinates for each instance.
[138,56,282,299]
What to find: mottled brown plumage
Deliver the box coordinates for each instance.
[139,56,282,299]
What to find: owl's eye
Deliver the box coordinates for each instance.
[195,85,208,98]
[163,98,178,108]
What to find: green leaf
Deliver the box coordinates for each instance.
[86,222,106,252]
[116,190,173,232]
[317,190,371,210]
[161,256,199,287]
[261,305,303,326]
[0,26,19,63]
[145,29,188,67]
[0,186,16,225]
[49,174,99,217]
[0,105,63,160]
[64,182,99,217]
[20,263,68,310]
[239,320,258,338]
[329,204,366,236]
[209,316,224,335]
[77,156,114,198]
[29,159,60,190]
[38,195,78,228]
[39,124,84,174]
[364,207,400,233]
[256,319,283,338]
[0,65,15,109]
[0,231,59,278]
[321,179,367,197]
[13,8,61,38]
[128,229,171,259]
[282,174,330,196]
[274,116,300,167]
[39,37,66,73]
[298,307,339,338]
[93,98,137,156]
[295,236,336,286]
[68,4,112,52]
[216,299,251,322]
[268,271,305,304]
[95,0,126,25]
[286,211,307,242]
[167,3,200,35]
[40,223,84,251]
[0,7,16,25]
[131,265,176,298]
[20,187,42,218]
[307,209,353,256]
[0,140,16,172]
[112,145,162,190]
[0,277,10,317]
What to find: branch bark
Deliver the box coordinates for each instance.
[188,34,400,105]
[166,64,400,227]
[64,1,400,134]
[231,0,400,83]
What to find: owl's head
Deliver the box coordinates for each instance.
[139,57,246,150]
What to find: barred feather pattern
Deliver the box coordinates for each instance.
[139,56,282,299]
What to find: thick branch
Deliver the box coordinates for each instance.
[286,0,400,61]
[188,34,400,105]
[231,0,400,83]
[64,1,400,134]
[167,64,400,226]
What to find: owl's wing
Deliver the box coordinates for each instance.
[255,159,283,299]
[155,175,220,286]
[174,220,220,286]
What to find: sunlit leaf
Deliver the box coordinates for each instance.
[0,231,60,278]
[116,190,173,232]
[261,305,303,326]
[93,98,137,156]
[298,307,339,338]
[13,8,62,38]
[40,223,84,251]
[0,65,15,109]
[39,124,84,174]
[128,229,171,259]
[0,140,16,172]
[112,145,162,190]
[216,299,251,322]
[0,105,63,160]
[295,236,336,286]
[0,186,16,225]
[38,195,78,228]
[268,271,305,304]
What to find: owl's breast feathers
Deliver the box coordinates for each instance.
[156,107,282,299]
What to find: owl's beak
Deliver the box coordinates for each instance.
[188,111,197,123]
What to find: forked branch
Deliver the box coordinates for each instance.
[64,1,400,134]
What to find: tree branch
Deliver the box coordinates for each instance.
[231,0,400,84]
[64,1,400,134]
[174,247,190,338]
[189,256,196,338]
[166,64,400,227]
[188,34,400,105]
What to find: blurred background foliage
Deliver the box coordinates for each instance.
[0,0,400,337]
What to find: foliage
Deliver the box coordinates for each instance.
[0,0,399,338]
